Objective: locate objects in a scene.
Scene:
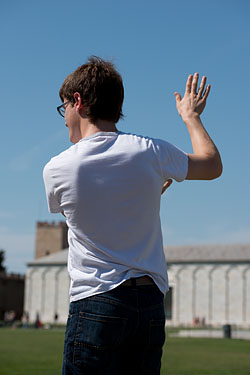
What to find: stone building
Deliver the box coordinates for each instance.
[35,221,68,259]
[24,250,69,324]
[24,232,250,327]
[24,221,69,324]
[165,244,250,327]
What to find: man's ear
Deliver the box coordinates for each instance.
[73,92,84,111]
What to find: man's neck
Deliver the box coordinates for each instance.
[80,118,118,139]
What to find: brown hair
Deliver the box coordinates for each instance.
[59,56,124,124]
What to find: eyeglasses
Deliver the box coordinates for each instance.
[57,101,71,118]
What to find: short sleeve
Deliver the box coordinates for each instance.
[153,139,188,182]
[43,163,61,213]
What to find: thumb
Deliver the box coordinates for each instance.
[174,92,181,103]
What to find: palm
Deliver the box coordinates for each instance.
[175,73,210,119]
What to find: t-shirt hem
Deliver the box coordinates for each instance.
[69,277,168,303]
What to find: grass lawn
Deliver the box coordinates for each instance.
[162,336,250,375]
[0,328,64,375]
[0,328,250,375]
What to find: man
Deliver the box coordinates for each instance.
[43,56,222,375]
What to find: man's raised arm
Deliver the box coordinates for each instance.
[174,73,222,180]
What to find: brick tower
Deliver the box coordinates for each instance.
[34,221,68,259]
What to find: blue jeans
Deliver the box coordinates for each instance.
[62,283,166,375]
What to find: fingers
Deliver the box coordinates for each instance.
[174,92,182,103]
[191,73,199,95]
[197,76,207,100]
[185,75,193,95]
[186,73,210,100]
[203,84,211,100]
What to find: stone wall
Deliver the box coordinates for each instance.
[24,260,250,326]
[167,263,250,328]
[24,266,70,324]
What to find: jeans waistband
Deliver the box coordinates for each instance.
[121,276,155,287]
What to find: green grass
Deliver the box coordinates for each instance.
[162,336,250,375]
[0,328,250,375]
[0,328,64,375]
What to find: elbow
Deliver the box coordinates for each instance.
[211,166,223,180]
[217,162,223,178]
[186,153,223,180]
[208,158,223,180]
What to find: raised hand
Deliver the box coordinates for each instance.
[174,73,210,121]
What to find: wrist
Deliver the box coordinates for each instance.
[182,112,201,126]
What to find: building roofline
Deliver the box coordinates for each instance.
[26,243,250,267]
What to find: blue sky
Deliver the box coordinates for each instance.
[0,0,249,274]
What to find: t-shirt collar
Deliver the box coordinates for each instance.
[79,131,120,142]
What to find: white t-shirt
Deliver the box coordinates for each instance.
[43,131,188,301]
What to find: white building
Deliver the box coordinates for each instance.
[24,243,250,327]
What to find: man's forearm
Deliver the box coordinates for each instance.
[184,113,219,157]
[184,114,223,180]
